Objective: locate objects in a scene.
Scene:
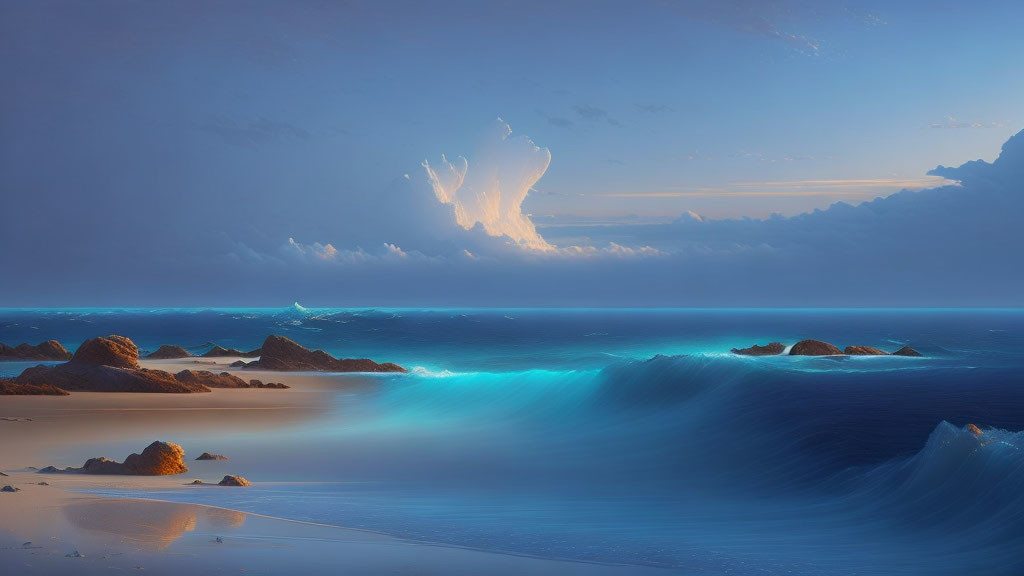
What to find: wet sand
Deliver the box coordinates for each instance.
[0,357,669,575]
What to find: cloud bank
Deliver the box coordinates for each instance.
[2,114,1022,306]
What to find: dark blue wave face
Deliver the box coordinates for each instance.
[3,307,1024,574]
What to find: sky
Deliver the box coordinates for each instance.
[1,0,1023,306]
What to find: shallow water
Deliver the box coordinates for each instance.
[3,307,1024,574]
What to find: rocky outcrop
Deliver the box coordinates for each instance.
[248,379,288,389]
[13,335,289,393]
[39,441,188,475]
[17,363,210,393]
[967,423,983,436]
[147,345,192,359]
[218,475,251,486]
[229,360,249,368]
[892,346,923,357]
[196,453,228,461]
[844,346,888,356]
[173,370,248,388]
[247,335,405,373]
[789,340,843,356]
[203,345,261,358]
[731,342,785,356]
[71,335,140,369]
[0,340,72,361]
[0,378,69,395]
[1,485,19,492]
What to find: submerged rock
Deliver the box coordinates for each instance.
[731,342,786,356]
[0,340,72,361]
[196,452,228,461]
[218,475,251,487]
[40,441,188,476]
[892,346,923,357]
[844,346,889,356]
[146,345,192,359]
[248,334,406,373]
[789,340,843,356]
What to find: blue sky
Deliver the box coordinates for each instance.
[1,1,1022,306]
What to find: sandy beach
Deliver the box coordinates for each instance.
[0,356,669,575]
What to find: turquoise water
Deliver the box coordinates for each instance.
[3,308,1024,574]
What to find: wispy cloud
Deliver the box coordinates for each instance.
[929,116,1004,129]
[594,176,957,199]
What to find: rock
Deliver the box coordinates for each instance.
[0,378,69,395]
[37,482,49,486]
[229,360,248,368]
[174,370,249,388]
[0,340,72,361]
[0,472,6,476]
[190,479,204,484]
[203,345,261,358]
[249,334,406,373]
[65,550,83,558]
[248,379,289,389]
[731,342,785,356]
[218,475,251,487]
[196,452,228,461]
[789,340,843,356]
[892,346,923,357]
[17,363,209,393]
[967,423,983,436]
[1,485,19,492]
[40,441,188,476]
[71,335,140,369]
[844,346,889,356]
[146,345,192,359]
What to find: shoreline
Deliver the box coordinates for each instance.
[0,475,668,575]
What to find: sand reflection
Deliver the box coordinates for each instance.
[63,499,246,550]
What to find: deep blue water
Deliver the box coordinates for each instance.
[3,307,1024,574]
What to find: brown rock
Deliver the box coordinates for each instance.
[250,335,406,373]
[196,452,228,461]
[844,346,889,356]
[40,441,188,475]
[0,340,72,361]
[229,360,249,368]
[17,363,209,393]
[789,339,843,356]
[71,335,140,369]
[0,378,69,395]
[147,345,192,359]
[174,370,248,388]
[203,345,261,358]
[967,423,983,436]
[731,342,786,356]
[218,475,251,487]
[892,346,923,357]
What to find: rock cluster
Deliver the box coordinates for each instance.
[196,453,228,461]
[203,345,261,358]
[731,339,923,357]
[40,441,188,476]
[0,340,72,361]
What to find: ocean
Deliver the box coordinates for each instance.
[2,307,1024,574]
